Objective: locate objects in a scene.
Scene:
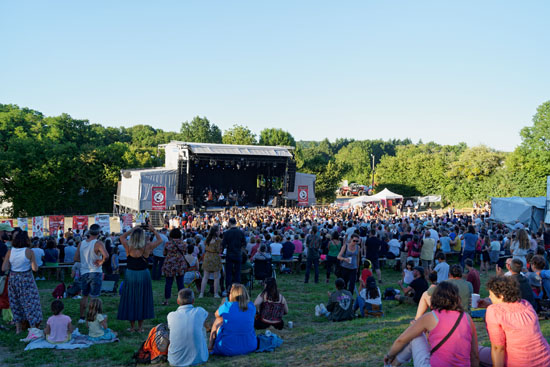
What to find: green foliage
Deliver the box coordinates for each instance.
[259,128,296,147]
[180,116,222,143]
[1,100,549,214]
[222,124,257,145]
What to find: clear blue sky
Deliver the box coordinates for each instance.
[1,1,548,151]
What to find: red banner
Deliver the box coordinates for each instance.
[49,216,64,236]
[122,213,133,231]
[152,186,166,210]
[72,216,88,230]
[297,185,309,207]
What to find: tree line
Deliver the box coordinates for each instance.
[1,101,549,216]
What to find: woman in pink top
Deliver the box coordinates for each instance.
[384,281,479,366]
[292,235,303,254]
[479,276,550,367]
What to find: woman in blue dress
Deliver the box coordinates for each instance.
[209,283,257,356]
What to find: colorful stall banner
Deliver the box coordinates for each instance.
[297,185,309,207]
[1,219,14,228]
[32,216,44,237]
[94,214,110,234]
[72,216,88,230]
[122,213,133,231]
[17,218,28,231]
[49,215,65,237]
[152,186,166,210]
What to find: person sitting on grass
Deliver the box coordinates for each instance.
[87,298,117,341]
[414,271,438,320]
[167,288,209,367]
[314,278,354,322]
[395,266,429,305]
[44,300,73,344]
[358,259,373,293]
[478,276,550,367]
[384,281,479,367]
[354,276,382,317]
[254,277,288,330]
[209,284,257,356]
[399,260,415,288]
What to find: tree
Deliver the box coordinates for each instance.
[222,124,257,145]
[259,128,296,147]
[180,116,222,143]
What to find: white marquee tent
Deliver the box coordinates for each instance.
[372,188,404,200]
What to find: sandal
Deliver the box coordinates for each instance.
[137,328,145,333]
[126,328,136,333]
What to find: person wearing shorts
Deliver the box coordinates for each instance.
[74,224,108,324]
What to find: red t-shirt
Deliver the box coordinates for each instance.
[361,269,373,284]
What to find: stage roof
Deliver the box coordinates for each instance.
[162,141,293,158]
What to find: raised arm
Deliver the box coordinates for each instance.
[1,249,11,273]
[119,226,137,254]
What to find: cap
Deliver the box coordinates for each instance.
[413,266,425,274]
[0,223,14,231]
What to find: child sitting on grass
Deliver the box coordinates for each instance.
[354,276,382,317]
[314,278,354,322]
[44,300,73,344]
[87,298,117,341]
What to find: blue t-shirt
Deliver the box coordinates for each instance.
[44,248,59,263]
[213,301,257,356]
[439,236,451,253]
[463,233,478,252]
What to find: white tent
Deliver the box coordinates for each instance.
[372,188,403,200]
[490,196,545,232]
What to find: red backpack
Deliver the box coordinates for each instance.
[52,283,65,299]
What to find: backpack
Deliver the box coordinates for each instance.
[52,283,65,299]
[131,323,170,365]
[383,287,397,300]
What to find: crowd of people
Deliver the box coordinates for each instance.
[1,202,550,366]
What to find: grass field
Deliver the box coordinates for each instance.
[1,265,549,367]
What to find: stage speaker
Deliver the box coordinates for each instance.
[177,160,187,195]
[286,160,296,192]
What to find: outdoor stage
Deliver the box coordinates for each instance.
[114,142,316,214]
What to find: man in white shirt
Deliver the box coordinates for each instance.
[387,234,401,259]
[167,289,208,367]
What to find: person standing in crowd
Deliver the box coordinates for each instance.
[222,218,246,295]
[461,225,478,267]
[200,225,223,298]
[464,258,480,294]
[433,253,449,283]
[304,226,321,284]
[167,289,209,367]
[151,227,168,281]
[75,224,109,324]
[162,228,187,305]
[337,233,360,294]
[420,230,435,276]
[64,239,77,263]
[479,276,550,367]
[1,231,43,334]
[365,229,383,283]
[385,282,479,366]
[510,228,530,270]
[117,224,162,332]
[325,231,342,283]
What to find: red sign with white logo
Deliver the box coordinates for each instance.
[152,186,166,210]
[72,216,88,230]
[49,216,64,236]
[297,185,308,206]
